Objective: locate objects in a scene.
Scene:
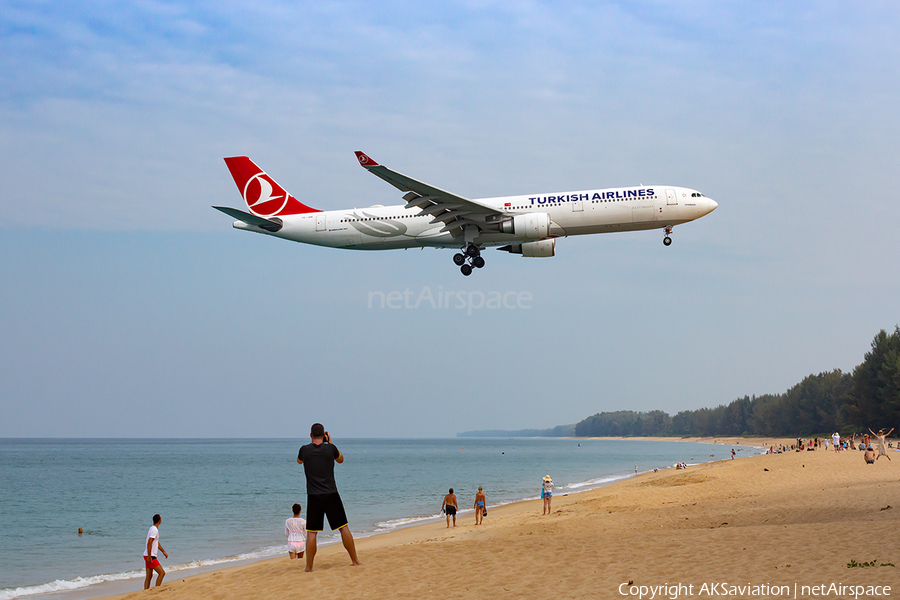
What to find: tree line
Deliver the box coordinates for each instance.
[574,326,900,438]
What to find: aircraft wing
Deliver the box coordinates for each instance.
[354,151,503,239]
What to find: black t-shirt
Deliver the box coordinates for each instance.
[298,442,340,495]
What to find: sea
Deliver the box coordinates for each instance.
[0,438,762,599]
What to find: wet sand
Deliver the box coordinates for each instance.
[104,439,900,599]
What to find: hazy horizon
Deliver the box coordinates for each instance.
[2,2,898,438]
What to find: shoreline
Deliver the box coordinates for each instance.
[12,438,795,600]
[7,438,772,600]
[33,438,785,600]
[105,438,897,599]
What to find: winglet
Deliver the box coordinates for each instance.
[223,156,321,216]
[354,151,380,168]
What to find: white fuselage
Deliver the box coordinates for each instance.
[233,185,717,250]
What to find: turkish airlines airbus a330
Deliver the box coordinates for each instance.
[214,152,717,275]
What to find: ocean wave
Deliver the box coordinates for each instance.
[562,472,632,490]
[0,571,142,600]
[0,546,291,600]
[375,514,444,530]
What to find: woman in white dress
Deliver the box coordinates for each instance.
[869,428,894,461]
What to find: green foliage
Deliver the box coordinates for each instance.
[574,326,899,438]
[846,326,900,427]
[846,559,889,568]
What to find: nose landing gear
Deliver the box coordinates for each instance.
[663,226,673,246]
[454,244,484,275]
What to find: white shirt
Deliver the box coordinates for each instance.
[144,525,159,557]
[285,517,307,542]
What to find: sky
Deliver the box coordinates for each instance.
[1,1,898,438]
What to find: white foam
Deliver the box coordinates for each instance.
[0,571,142,600]
[562,472,631,490]
[0,546,291,600]
[3,443,768,600]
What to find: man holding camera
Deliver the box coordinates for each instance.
[297,423,361,572]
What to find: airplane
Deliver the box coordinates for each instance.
[214,152,717,275]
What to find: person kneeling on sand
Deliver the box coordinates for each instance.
[285,503,307,560]
[864,446,876,464]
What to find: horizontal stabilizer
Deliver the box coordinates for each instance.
[212,206,283,232]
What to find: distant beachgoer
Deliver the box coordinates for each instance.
[474,486,486,525]
[832,432,840,452]
[864,446,876,464]
[442,488,458,527]
[297,423,361,571]
[285,503,307,560]
[731,448,735,460]
[541,475,554,515]
[143,514,168,589]
[869,428,894,461]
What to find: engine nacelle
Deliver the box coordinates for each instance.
[500,212,551,239]
[498,238,556,257]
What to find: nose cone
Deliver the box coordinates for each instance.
[704,197,718,215]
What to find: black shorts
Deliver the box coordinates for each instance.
[445,505,457,516]
[307,493,349,532]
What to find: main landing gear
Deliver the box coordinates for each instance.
[453,244,485,276]
[663,226,673,246]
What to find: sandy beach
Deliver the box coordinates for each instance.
[101,438,900,600]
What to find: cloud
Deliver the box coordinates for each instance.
[1,1,899,436]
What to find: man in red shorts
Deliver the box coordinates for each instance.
[143,514,168,589]
[297,423,361,572]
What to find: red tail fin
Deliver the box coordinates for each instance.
[223,157,320,216]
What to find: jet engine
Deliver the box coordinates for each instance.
[500,212,551,239]
[498,238,556,257]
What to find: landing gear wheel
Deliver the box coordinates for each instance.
[453,253,466,266]
[663,236,672,246]
[473,256,485,269]
[460,264,473,276]
[465,245,480,258]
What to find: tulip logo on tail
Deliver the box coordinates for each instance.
[224,156,320,216]
[244,173,288,217]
